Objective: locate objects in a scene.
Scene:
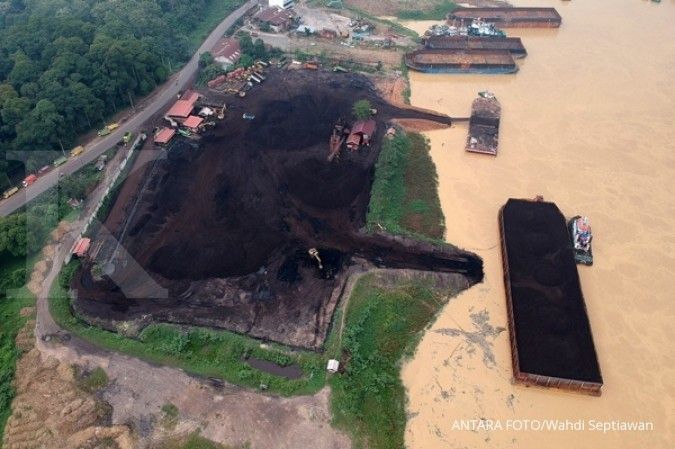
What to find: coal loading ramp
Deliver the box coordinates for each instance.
[72,70,481,350]
[499,198,602,395]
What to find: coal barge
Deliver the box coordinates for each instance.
[424,35,527,59]
[499,198,603,395]
[466,91,500,155]
[448,7,562,28]
[404,49,518,74]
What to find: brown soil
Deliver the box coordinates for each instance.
[72,69,482,349]
[2,321,134,449]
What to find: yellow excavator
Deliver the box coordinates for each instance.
[308,248,323,270]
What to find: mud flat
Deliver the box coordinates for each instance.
[72,69,481,350]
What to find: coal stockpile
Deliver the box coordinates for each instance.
[72,70,481,350]
[499,199,602,395]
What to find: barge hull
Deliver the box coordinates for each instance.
[424,36,527,58]
[405,49,518,74]
[449,7,562,28]
[499,199,603,396]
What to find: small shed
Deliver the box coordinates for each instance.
[154,127,176,145]
[72,237,91,258]
[183,115,204,132]
[327,359,340,373]
[167,100,194,119]
[347,119,376,150]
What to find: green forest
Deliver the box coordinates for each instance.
[0,0,239,182]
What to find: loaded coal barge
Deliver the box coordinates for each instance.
[423,35,527,59]
[466,91,501,155]
[404,49,518,74]
[499,198,603,395]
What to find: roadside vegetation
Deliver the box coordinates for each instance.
[0,252,34,442]
[0,161,103,440]
[367,132,445,240]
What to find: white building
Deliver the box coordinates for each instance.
[327,359,340,373]
[268,0,294,9]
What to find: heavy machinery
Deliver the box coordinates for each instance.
[308,248,323,270]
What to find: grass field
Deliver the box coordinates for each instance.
[0,253,36,442]
[156,432,232,449]
[396,0,456,20]
[367,132,445,240]
[329,274,450,449]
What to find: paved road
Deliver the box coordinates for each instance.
[0,0,258,218]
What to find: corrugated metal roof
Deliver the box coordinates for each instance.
[73,237,91,257]
[183,115,204,129]
[154,127,176,144]
[167,100,194,118]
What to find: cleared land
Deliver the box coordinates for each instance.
[72,69,481,350]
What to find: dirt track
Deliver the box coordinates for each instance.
[72,69,482,349]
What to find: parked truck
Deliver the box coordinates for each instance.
[70,145,84,158]
[3,186,19,199]
[22,174,38,187]
[53,156,68,167]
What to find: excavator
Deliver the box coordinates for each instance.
[308,248,323,270]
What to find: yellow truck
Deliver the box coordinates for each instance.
[3,186,19,199]
[70,145,84,158]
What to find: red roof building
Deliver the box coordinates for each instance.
[180,90,200,104]
[154,127,176,145]
[167,100,194,118]
[347,119,377,150]
[183,115,204,131]
[212,38,241,67]
[72,237,91,258]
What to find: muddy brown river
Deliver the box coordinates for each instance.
[400,0,674,448]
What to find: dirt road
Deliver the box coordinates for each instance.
[0,0,258,218]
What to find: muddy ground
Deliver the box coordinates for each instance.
[72,69,482,349]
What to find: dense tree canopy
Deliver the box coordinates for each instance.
[0,0,225,176]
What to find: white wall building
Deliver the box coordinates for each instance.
[268,0,294,9]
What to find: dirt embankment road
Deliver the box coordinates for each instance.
[0,0,259,218]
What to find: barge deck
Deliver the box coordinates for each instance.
[499,198,603,395]
[404,49,518,74]
[448,7,562,28]
[466,93,500,155]
[424,36,527,58]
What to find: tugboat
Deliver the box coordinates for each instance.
[468,19,506,38]
[568,216,593,265]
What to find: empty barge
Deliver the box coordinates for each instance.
[424,36,527,58]
[499,198,603,395]
[448,7,562,28]
[404,49,517,74]
[466,92,500,155]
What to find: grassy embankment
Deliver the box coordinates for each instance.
[367,132,445,240]
[396,0,456,20]
[156,432,231,449]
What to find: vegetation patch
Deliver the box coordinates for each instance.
[76,366,109,393]
[367,132,445,240]
[396,0,456,20]
[329,274,449,449]
[155,432,232,449]
[0,253,35,442]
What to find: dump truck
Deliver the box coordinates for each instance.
[53,156,68,167]
[70,145,84,157]
[97,123,119,136]
[123,131,133,144]
[3,186,19,199]
[22,174,38,187]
